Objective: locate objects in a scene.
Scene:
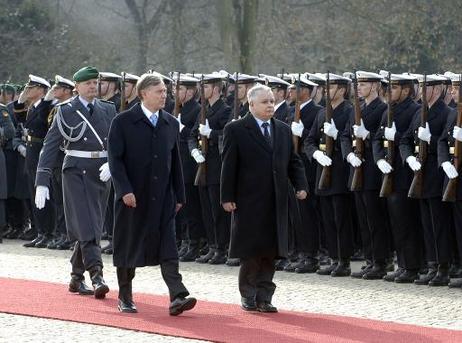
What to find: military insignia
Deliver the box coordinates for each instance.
[2,110,8,117]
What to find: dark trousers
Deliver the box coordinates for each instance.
[27,168,55,237]
[287,184,301,256]
[354,191,390,263]
[184,183,205,240]
[295,182,320,256]
[6,198,27,229]
[0,199,5,228]
[103,185,114,241]
[451,202,462,266]
[199,184,230,250]
[117,267,136,301]
[239,255,276,303]
[70,240,103,277]
[319,194,353,260]
[386,192,422,270]
[420,198,452,265]
[52,168,66,236]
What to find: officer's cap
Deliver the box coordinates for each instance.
[170,72,199,87]
[259,74,291,89]
[26,74,50,88]
[99,72,121,82]
[54,75,75,89]
[356,71,383,82]
[229,72,257,84]
[122,73,140,83]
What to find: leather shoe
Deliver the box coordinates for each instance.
[275,259,290,271]
[241,297,257,311]
[448,278,462,288]
[383,267,404,282]
[316,261,338,275]
[23,235,43,248]
[35,236,51,248]
[363,264,387,280]
[257,302,278,313]
[208,250,227,265]
[351,264,372,279]
[331,261,351,277]
[395,269,419,283]
[101,242,113,255]
[295,258,319,273]
[169,297,197,316]
[90,267,110,299]
[68,278,94,295]
[449,264,462,278]
[118,299,137,313]
[195,248,216,263]
[180,241,200,262]
[56,239,75,250]
[428,269,450,287]
[414,270,437,285]
[226,258,240,267]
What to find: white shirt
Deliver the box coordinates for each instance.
[300,99,312,111]
[252,114,271,137]
[141,102,159,123]
[274,100,285,112]
[78,96,95,109]
[33,99,42,108]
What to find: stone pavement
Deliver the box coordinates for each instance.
[1,239,461,342]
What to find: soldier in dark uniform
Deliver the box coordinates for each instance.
[0,104,16,241]
[304,73,354,277]
[122,73,141,110]
[35,66,116,298]
[99,72,121,111]
[289,75,324,273]
[45,75,75,250]
[13,75,56,248]
[188,72,232,264]
[341,71,391,279]
[400,74,453,286]
[174,74,205,262]
[230,73,256,119]
[261,74,292,124]
[372,73,423,283]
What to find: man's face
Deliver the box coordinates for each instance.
[390,84,404,102]
[75,79,98,100]
[357,82,373,98]
[142,82,167,111]
[52,86,70,101]
[99,80,116,96]
[203,84,215,100]
[237,84,247,100]
[25,85,44,101]
[124,82,136,98]
[288,86,296,102]
[249,90,275,121]
[177,85,187,102]
[328,84,344,101]
[451,85,459,103]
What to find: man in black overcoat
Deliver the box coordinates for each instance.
[108,72,196,315]
[221,84,308,313]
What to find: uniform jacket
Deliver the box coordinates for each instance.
[179,98,200,184]
[0,105,15,199]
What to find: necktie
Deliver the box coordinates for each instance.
[150,114,158,127]
[87,103,94,116]
[262,122,272,146]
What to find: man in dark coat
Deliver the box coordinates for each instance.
[108,72,196,315]
[221,84,308,313]
[35,66,115,299]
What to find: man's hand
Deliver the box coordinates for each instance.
[323,119,338,140]
[295,190,307,200]
[406,156,421,172]
[442,161,459,179]
[17,144,26,158]
[99,162,111,182]
[18,89,28,104]
[191,148,205,163]
[222,202,237,212]
[291,121,304,137]
[199,119,212,138]
[453,126,462,142]
[44,85,56,101]
[123,193,137,208]
[377,159,392,174]
[384,122,397,141]
[347,152,362,167]
[35,186,50,209]
[313,150,332,167]
[418,122,431,143]
[353,119,369,140]
[175,203,183,213]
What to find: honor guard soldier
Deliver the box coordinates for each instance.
[122,73,141,110]
[342,71,391,279]
[307,73,328,107]
[188,72,232,264]
[230,73,257,119]
[401,74,453,286]
[45,75,75,250]
[260,74,292,124]
[35,66,116,298]
[13,75,56,248]
[305,73,354,277]
[372,73,423,283]
[443,72,458,109]
[0,104,16,242]
[174,74,205,262]
[99,72,122,111]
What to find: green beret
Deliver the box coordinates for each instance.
[73,66,99,82]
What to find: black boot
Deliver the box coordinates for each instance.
[316,260,338,275]
[295,257,319,273]
[383,267,405,282]
[208,249,227,265]
[89,266,110,299]
[23,234,43,248]
[351,262,373,279]
[226,258,240,267]
[101,241,113,255]
[331,260,351,277]
[429,264,450,287]
[180,240,199,262]
[363,263,387,280]
[195,247,217,264]
[395,269,419,283]
[117,267,137,313]
[448,278,462,288]
[6,226,25,239]
[68,274,94,295]
[414,262,437,285]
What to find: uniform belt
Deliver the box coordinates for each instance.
[65,150,108,158]
[27,135,44,143]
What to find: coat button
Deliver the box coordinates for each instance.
[152,197,156,201]
[153,176,158,180]
[154,154,158,158]
[84,137,87,141]
[83,170,86,174]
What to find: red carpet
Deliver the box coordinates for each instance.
[0,277,460,343]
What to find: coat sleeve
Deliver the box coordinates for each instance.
[187,114,200,153]
[209,106,232,143]
[288,135,308,193]
[399,110,419,162]
[303,110,322,162]
[438,109,456,166]
[171,128,186,204]
[108,117,134,199]
[0,109,15,141]
[372,111,387,163]
[220,123,239,203]
[340,110,354,159]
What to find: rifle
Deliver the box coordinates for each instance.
[233,72,240,120]
[443,74,462,202]
[173,72,181,118]
[292,74,301,153]
[194,76,208,186]
[350,73,364,191]
[408,74,428,198]
[120,72,126,112]
[379,72,394,197]
[318,72,333,190]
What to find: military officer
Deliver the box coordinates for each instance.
[35,66,116,298]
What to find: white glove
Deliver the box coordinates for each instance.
[323,119,338,140]
[442,161,459,179]
[291,121,304,137]
[353,119,369,140]
[44,86,56,101]
[313,150,332,167]
[377,159,392,174]
[453,126,462,142]
[99,162,111,182]
[406,155,421,171]
[17,144,26,158]
[199,119,212,138]
[347,152,362,167]
[191,148,205,163]
[35,186,50,210]
[418,122,431,143]
[177,113,185,132]
[18,90,27,104]
[384,122,396,141]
